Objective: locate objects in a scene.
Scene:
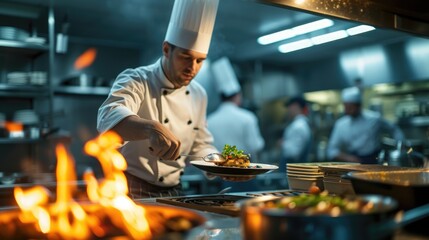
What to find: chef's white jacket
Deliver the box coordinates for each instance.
[207,102,265,157]
[281,114,312,162]
[327,109,404,160]
[97,59,217,187]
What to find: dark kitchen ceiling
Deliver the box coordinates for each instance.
[13,0,421,67]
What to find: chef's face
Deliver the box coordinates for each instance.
[286,103,300,119]
[344,102,361,117]
[162,42,207,88]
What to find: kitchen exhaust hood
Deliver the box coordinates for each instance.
[256,0,429,38]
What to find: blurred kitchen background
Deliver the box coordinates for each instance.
[0,0,429,194]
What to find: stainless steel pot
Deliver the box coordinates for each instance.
[346,169,429,235]
[237,195,399,240]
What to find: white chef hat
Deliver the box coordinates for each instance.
[212,57,241,97]
[165,0,219,54]
[341,87,362,103]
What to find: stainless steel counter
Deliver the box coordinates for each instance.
[186,216,429,240]
[141,192,429,240]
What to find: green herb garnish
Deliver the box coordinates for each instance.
[221,144,250,160]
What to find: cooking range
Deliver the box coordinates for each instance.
[156,189,303,216]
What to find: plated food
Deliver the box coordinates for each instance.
[191,144,278,177]
[190,161,277,177]
[215,144,251,168]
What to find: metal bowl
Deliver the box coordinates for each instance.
[237,195,398,240]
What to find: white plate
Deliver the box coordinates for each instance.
[287,173,324,179]
[287,169,324,175]
[287,175,323,180]
[190,160,278,176]
[286,166,322,173]
[287,162,360,170]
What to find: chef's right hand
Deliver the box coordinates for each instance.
[147,122,181,160]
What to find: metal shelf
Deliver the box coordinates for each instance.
[398,116,429,127]
[0,1,55,127]
[0,84,50,98]
[0,132,71,144]
[54,86,110,96]
[0,39,49,57]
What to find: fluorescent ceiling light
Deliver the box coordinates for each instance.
[277,24,377,54]
[347,25,376,35]
[293,19,334,35]
[311,30,348,45]
[257,29,296,45]
[258,18,334,45]
[278,39,313,53]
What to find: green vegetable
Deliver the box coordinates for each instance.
[221,144,250,160]
[274,193,367,214]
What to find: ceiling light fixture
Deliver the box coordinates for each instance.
[278,39,313,53]
[277,24,376,54]
[311,30,348,45]
[258,18,334,45]
[347,25,376,35]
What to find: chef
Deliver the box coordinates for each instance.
[280,96,312,171]
[97,0,219,198]
[208,57,265,158]
[327,87,405,164]
[207,57,265,190]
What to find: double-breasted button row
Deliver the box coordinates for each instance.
[162,89,192,125]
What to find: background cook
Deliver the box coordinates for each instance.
[327,86,405,164]
[207,57,265,191]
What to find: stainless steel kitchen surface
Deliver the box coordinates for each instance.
[0,0,429,194]
[148,190,429,240]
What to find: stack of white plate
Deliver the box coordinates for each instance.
[286,163,325,191]
[6,71,47,85]
[29,71,47,85]
[0,26,29,41]
[7,72,28,85]
[286,162,361,192]
[13,109,39,125]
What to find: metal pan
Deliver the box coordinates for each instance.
[345,169,429,235]
[237,194,429,240]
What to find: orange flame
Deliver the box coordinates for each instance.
[74,48,97,70]
[13,131,152,239]
[5,121,23,132]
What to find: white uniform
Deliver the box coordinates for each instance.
[281,114,312,163]
[327,109,404,162]
[207,102,265,157]
[97,59,217,187]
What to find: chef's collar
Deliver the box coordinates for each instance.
[157,59,175,89]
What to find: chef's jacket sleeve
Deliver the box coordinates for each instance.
[327,121,342,160]
[97,69,145,133]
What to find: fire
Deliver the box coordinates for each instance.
[74,47,97,70]
[12,131,152,239]
[4,121,23,132]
